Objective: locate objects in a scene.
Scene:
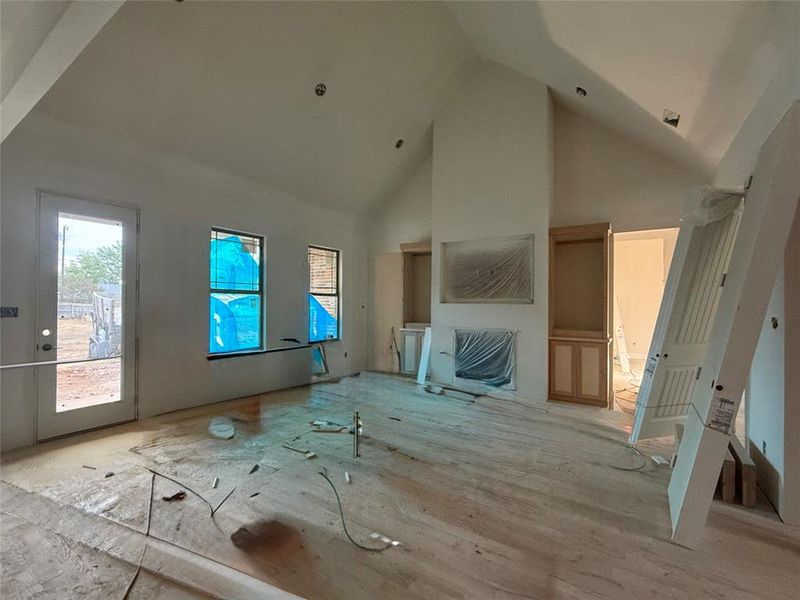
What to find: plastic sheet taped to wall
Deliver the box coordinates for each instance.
[454,328,516,388]
[681,186,744,226]
[442,235,534,303]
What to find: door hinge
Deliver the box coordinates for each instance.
[695,366,702,380]
[720,273,727,287]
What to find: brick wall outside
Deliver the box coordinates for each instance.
[309,247,337,293]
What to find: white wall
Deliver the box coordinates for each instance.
[720,26,799,523]
[431,61,552,399]
[367,156,432,255]
[0,114,368,451]
[554,105,707,232]
[749,268,785,502]
[748,208,800,525]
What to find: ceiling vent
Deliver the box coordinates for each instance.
[663,109,680,128]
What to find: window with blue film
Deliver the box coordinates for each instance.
[308,246,339,342]
[209,229,264,354]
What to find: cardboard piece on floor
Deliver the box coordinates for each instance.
[718,449,736,503]
[729,436,756,508]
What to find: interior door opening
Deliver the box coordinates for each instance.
[612,228,678,416]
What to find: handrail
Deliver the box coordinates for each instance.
[0,355,121,370]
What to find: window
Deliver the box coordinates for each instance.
[308,246,340,342]
[209,229,264,354]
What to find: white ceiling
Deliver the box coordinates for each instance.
[13,1,799,212]
[29,1,476,213]
[0,0,71,100]
[450,1,800,179]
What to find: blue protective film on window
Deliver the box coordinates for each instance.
[209,293,261,353]
[210,233,260,291]
[308,293,338,342]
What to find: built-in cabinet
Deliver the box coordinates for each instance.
[371,241,432,374]
[549,223,613,408]
[400,328,425,374]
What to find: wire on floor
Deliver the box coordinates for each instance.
[610,445,648,472]
[121,471,155,600]
[318,471,391,552]
[144,467,217,517]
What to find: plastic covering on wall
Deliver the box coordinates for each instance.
[681,186,745,226]
[454,328,516,388]
[442,234,534,303]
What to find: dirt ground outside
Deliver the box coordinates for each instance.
[56,318,121,412]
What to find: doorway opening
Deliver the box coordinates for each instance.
[612,228,679,413]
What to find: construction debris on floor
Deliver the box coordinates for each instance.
[0,373,794,600]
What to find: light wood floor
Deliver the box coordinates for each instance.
[2,373,797,599]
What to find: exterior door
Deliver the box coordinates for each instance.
[630,202,742,442]
[36,192,137,440]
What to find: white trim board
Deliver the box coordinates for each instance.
[668,102,800,548]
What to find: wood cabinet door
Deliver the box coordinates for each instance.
[575,342,606,406]
[549,341,576,399]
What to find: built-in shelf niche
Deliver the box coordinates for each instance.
[548,223,613,408]
[552,237,606,336]
[401,241,431,328]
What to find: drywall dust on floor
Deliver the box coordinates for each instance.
[1,373,797,600]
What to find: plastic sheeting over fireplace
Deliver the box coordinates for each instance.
[453,328,516,389]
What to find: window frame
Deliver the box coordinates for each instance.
[208,226,266,357]
[308,244,341,343]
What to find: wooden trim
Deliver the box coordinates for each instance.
[549,222,611,242]
[400,240,432,255]
[549,233,556,334]
[548,393,607,408]
[550,336,610,344]
[551,329,606,340]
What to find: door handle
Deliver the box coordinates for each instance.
[41,343,56,351]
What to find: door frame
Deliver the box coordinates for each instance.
[35,189,140,441]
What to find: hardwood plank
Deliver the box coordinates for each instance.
[1,372,797,600]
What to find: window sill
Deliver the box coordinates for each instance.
[207,344,310,361]
[309,338,340,345]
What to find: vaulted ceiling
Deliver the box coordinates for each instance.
[25,1,476,213]
[451,1,799,179]
[7,1,800,213]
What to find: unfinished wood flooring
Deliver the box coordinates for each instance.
[2,373,797,599]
